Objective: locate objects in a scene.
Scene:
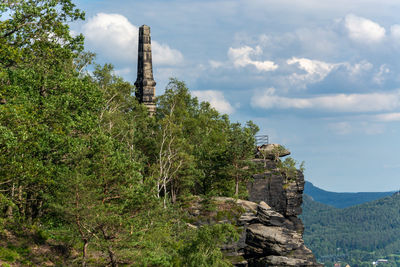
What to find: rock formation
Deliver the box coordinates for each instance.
[242,144,321,266]
[188,144,322,267]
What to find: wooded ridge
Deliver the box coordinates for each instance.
[0,1,264,266]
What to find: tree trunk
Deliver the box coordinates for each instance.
[171,179,176,204]
[17,185,25,218]
[26,191,32,224]
[235,175,239,196]
[6,183,15,219]
[82,240,88,267]
[163,177,167,208]
[108,246,117,267]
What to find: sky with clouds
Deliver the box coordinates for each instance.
[72,0,400,192]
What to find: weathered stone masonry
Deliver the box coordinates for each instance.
[135,25,156,115]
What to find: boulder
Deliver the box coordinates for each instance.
[256,144,290,160]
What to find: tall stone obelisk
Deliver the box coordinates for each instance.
[135,25,156,115]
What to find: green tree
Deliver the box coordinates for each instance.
[57,133,147,266]
[225,121,259,196]
[0,0,84,70]
[155,79,198,205]
[0,0,89,223]
[179,224,239,267]
[0,2,264,265]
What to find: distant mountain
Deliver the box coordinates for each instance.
[304,181,394,208]
[301,192,400,265]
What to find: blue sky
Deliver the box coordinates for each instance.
[72,0,400,192]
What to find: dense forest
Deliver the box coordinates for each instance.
[0,1,261,266]
[301,193,400,267]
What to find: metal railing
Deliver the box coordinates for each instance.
[255,135,269,146]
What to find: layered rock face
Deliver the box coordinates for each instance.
[237,144,321,266]
[188,144,321,266]
[235,201,320,267]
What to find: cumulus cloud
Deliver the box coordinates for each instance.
[344,14,386,43]
[227,46,278,72]
[82,13,183,66]
[251,87,400,112]
[287,57,339,85]
[285,58,381,89]
[191,90,234,114]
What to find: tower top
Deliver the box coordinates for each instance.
[135,25,156,115]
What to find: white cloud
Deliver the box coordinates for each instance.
[192,90,234,114]
[390,24,400,41]
[329,122,353,135]
[209,60,224,69]
[285,58,380,88]
[82,13,137,61]
[374,113,400,121]
[329,121,384,135]
[363,123,385,135]
[345,60,373,76]
[82,13,183,66]
[287,57,339,85]
[153,43,184,65]
[252,87,400,112]
[373,65,390,84]
[252,88,312,109]
[344,14,386,43]
[227,46,278,72]
[114,67,132,76]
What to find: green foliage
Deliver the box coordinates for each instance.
[225,121,259,196]
[0,246,21,262]
[0,2,262,265]
[277,157,302,183]
[0,0,85,69]
[154,78,258,200]
[179,224,238,267]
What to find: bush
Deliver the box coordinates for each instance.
[0,247,20,262]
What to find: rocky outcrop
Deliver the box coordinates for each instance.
[187,145,321,266]
[241,202,319,266]
[240,146,321,266]
[247,159,305,233]
[255,144,291,160]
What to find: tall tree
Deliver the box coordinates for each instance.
[0,0,89,222]
[155,79,197,205]
[226,121,259,196]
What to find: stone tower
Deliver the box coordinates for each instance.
[135,25,156,115]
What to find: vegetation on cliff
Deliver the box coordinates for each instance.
[0,1,260,265]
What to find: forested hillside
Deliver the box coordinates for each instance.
[0,1,260,265]
[304,181,394,208]
[301,193,400,266]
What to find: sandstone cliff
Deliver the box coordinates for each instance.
[188,144,322,267]
[243,144,321,266]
